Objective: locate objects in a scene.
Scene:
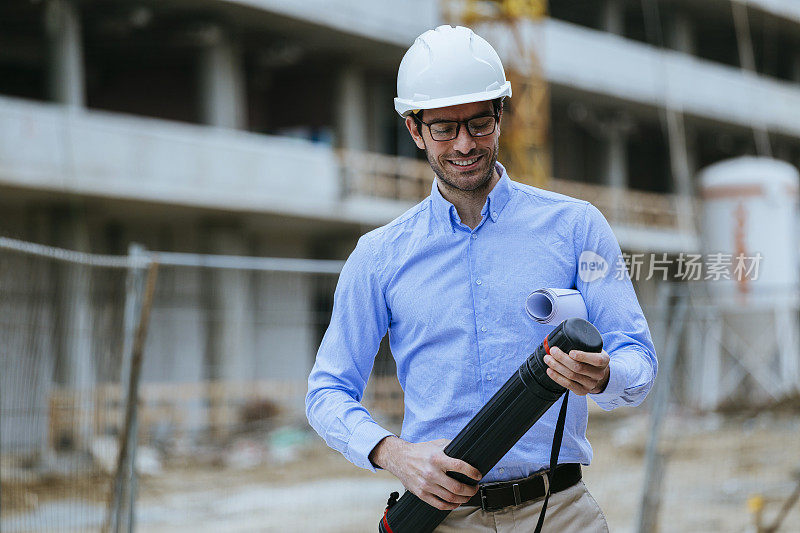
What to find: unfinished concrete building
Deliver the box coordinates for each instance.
[1,0,799,454]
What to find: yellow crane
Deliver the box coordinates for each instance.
[445,0,550,187]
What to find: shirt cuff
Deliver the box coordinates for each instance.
[346,418,395,472]
[589,358,628,410]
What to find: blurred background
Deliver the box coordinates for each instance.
[0,0,799,531]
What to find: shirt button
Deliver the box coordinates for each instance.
[486,373,493,381]
[499,467,504,474]
[476,279,482,285]
[481,326,487,332]
[471,234,477,239]
[492,212,498,219]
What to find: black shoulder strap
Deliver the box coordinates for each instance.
[534,391,569,533]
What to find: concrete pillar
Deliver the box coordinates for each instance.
[52,208,95,450]
[605,126,628,189]
[138,223,206,433]
[663,112,697,232]
[44,0,85,106]
[669,11,695,55]
[605,125,628,224]
[254,234,315,414]
[143,224,204,386]
[203,226,254,383]
[666,114,695,197]
[198,25,247,129]
[201,226,254,437]
[601,0,625,36]
[336,65,369,151]
[683,123,698,185]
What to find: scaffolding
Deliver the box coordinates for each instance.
[445,0,551,187]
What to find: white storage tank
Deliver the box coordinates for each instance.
[699,156,799,307]
[691,156,799,408]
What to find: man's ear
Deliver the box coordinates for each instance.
[405,116,426,150]
[496,107,503,135]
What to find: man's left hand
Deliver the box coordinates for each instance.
[543,347,610,395]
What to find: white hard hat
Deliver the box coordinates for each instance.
[394,25,512,117]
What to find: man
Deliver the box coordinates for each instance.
[306,25,657,532]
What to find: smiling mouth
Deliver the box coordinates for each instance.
[447,155,483,170]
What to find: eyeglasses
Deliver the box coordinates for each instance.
[414,113,499,142]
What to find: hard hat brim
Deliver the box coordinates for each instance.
[394,82,512,117]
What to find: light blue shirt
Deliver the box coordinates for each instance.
[305,162,658,482]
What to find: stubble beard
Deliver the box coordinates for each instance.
[425,138,499,195]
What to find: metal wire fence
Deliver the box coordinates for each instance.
[0,237,402,532]
[2,236,799,532]
[1,240,130,532]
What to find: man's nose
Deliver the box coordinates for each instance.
[452,124,477,154]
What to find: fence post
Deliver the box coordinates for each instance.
[105,244,156,533]
[636,285,688,533]
[120,244,146,411]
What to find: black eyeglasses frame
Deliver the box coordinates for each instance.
[412,113,499,142]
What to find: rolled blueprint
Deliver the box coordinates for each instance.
[525,288,587,324]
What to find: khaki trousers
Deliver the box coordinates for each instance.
[433,481,609,533]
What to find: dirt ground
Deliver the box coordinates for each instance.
[133,408,799,533]
[584,409,800,532]
[3,409,798,532]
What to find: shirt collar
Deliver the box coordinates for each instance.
[429,161,514,233]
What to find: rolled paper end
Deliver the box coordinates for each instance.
[525,290,554,323]
[526,288,588,324]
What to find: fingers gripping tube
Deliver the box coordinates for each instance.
[377,318,603,533]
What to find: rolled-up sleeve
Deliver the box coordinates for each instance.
[305,234,394,471]
[574,203,659,410]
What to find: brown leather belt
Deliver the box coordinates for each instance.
[462,463,582,512]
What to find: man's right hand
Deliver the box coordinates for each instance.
[369,436,482,511]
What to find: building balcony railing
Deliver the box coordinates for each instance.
[338,149,700,234]
[547,179,700,233]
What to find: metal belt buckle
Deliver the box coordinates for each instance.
[478,485,491,512]
[479,479,522,512]
[478,484,501,512]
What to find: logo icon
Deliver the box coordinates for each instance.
[578,250,609,283]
